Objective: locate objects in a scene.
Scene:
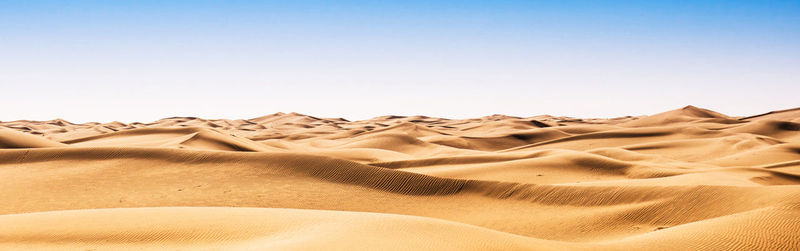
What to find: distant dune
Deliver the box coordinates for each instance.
[1,106,799,250]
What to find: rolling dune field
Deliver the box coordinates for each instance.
[1,105,799,250]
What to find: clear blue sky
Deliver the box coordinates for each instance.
[1,0,798,122]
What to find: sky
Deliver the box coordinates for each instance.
[1,0,798,123]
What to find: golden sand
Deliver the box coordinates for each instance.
[1,105,798,250]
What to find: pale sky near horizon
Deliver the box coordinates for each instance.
[1,1,798,123]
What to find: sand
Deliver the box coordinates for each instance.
[0,105,798,250]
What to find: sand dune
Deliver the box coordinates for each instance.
[0,127,66,148]
[1,106,799,250]
[741,107,800,123]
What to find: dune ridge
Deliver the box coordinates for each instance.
[1,106,799,250]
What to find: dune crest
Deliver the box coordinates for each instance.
[1,106,799,250]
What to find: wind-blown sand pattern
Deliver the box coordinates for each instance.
[1,105,799,250]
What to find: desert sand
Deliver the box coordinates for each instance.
[1,105,799,250]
